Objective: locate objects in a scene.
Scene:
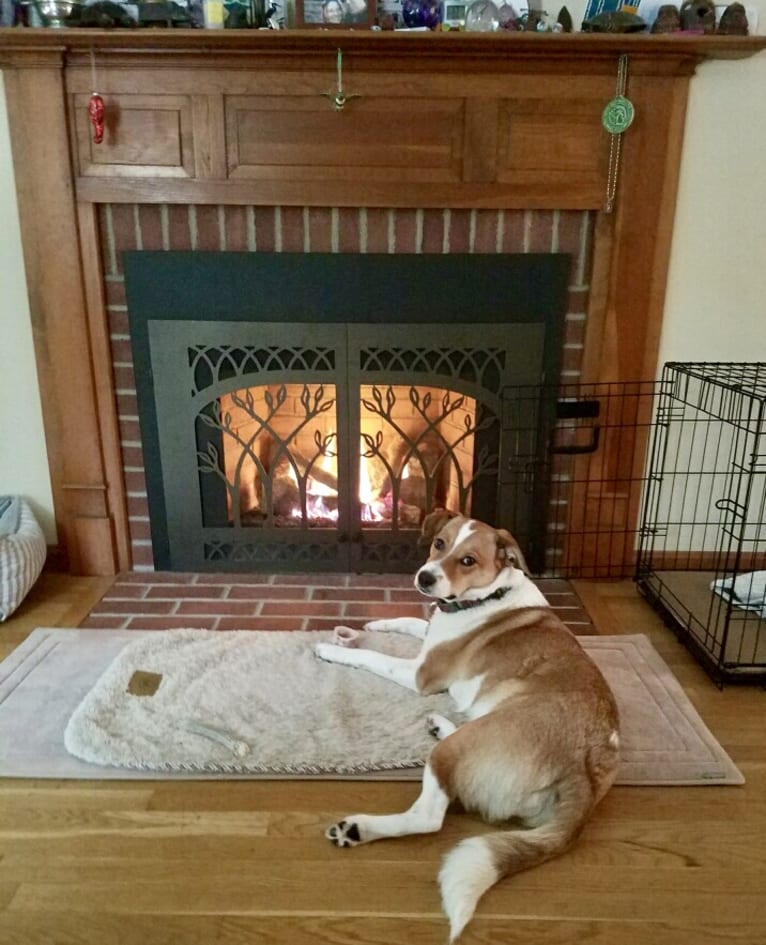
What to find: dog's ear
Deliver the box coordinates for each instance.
[419,508,456,548]
[495,528,532,576]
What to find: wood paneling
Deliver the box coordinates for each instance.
[225,95,464,183]
[73,93,194,178]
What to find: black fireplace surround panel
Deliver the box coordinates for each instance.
[124,252,569,573]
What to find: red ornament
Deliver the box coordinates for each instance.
[88,93,105,145]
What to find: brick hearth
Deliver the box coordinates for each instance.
[80,574,594,634]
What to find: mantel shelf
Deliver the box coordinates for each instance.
[1,27,765,70]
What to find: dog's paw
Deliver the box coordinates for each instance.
[314,642,342,663]
[426,713,456,740]
[325,819,364,848]
[364,619,397,633]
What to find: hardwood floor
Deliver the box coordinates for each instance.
[0,576,764,945]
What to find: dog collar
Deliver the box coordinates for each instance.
[435,585,513,614]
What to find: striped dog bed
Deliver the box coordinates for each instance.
[0,496,46,622]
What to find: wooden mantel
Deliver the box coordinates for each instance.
[1,28,764,575]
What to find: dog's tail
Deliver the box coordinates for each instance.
[438,771,596,942]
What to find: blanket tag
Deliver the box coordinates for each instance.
[127,670,163,697]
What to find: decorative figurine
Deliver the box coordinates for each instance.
[557,5,573,31]
[581,10,647,31]
[718,1,748,34]
[679,0,716,32]
[651,4,681,32]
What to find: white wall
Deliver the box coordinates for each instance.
[0,71,56,542]
[1,26,765,545]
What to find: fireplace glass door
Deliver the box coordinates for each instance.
[148,320,546,571]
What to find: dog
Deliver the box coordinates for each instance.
[314,510,620,942]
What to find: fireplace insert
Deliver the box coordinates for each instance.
[125,252,569,572]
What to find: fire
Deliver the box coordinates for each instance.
[359,453,387,523]
[285,442,388,523]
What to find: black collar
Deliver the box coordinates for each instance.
[434,585,513,614]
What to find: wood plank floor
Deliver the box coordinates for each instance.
[1,574,764,945]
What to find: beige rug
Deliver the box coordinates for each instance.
[0,628,743,785]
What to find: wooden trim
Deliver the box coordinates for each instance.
[76,202,132,572]
[1,29,764,64]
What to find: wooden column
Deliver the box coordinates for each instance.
[3,49,117,575]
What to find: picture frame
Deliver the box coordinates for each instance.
[295,0,376,28]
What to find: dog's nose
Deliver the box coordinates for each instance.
[417,570,437,590]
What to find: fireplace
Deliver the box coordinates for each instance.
[6,30,760,576]
[125,251,569,572]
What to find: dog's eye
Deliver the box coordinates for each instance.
[460,555,476,567]
[433,538,445,550]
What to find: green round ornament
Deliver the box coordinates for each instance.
[602,95,635,135]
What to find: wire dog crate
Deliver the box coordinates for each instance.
[503,380,659,579]
[636,363,766,685]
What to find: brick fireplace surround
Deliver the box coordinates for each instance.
[1,30,764,578]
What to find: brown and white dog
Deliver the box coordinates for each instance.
[314,510,620,941]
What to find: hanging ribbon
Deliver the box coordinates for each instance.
[602,54,635,213]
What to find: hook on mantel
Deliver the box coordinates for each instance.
[321,48,361,111]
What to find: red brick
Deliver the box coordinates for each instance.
[217,617,300,631]
[473,210,501,254]
[110,204,139,271]
[394,209,418,254]
[128,519,152,542]
[177,600,257,615]
[421,209,445,253]
[253,207,277,252]
[224,206,250,251]
[556,210,584,256]
[364,208,389,254]
[387,589,424,603]
[129,543,154,569]
[527,211,554,253]
[563,316,587,349]
[202,573,275,585]
[447,209,472,254]
[280,206,305,253]
[345,602,427,619]
[499,211,526,254]
[167,205,193,250]
[337,208,361,253]
[261,601,342,617]
[279,574,347,586]
[310,587,386,602]
[307,207,333,252]
[105,279,127,307]
[122,445,146,469]
[118,571,196,583]
[92,599,174,615]
[195,205,223,251]
[119,417,141,443]
[138,205,164,251]
[147,584,226,599]
[303,617,368,631]
[567,287,589,317]
[112,364,137,393]
[228,585,307,600]
[347,574,414,588]
[117,393,138,418]
[128,617,217,630]
[103,583,148,599]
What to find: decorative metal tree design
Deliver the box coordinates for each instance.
[197,383,336,527]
